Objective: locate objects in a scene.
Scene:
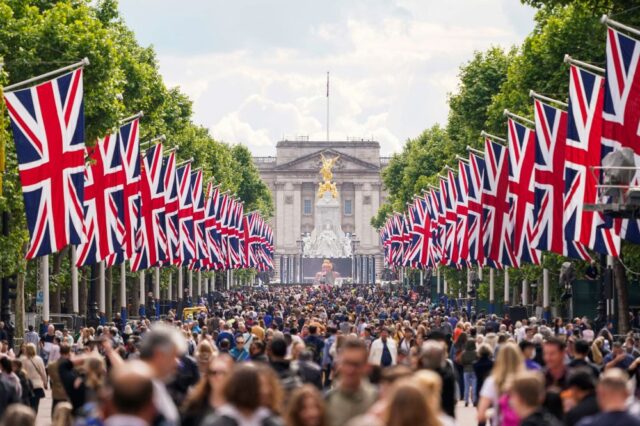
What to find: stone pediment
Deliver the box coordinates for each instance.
[273,148,379,172]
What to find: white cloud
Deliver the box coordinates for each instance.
[120,0,536,156]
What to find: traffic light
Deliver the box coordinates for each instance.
[5,275,17,300]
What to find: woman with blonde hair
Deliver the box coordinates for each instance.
[182,355,233,426]
[382,380,441,426]
[195,339,217,377]
[412,370,455,426]
[476,342,524,426]
[285,385,326,426]
[19,343,47,414]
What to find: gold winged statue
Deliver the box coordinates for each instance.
[318,153,340,198]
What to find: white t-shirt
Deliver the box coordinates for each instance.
[480,375,500,425]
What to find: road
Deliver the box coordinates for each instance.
[35,391,479,425]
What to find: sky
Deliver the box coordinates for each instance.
[118,0,537,156]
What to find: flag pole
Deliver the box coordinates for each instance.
[529,90,568,108]
[119,111,144,125]
[601,15,640,38]
[480,130,506,143]
[176,157,194,168]
[564,54,605,74]
[141,134,166,148]
[4,57,90,92]
[466,146,484,155]
[503,109,535,126]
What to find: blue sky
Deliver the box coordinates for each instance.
[118,0,536,155]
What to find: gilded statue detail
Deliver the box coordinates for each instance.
[318,153,339,198]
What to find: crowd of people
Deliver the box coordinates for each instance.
[0,285,635,426]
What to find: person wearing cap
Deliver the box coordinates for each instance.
[564,368,599,426]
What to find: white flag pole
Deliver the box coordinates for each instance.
[4,58,90,92]
[70,247,79,314]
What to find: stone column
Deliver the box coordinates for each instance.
[522,279,529,306]
[489,268,495,314]
[370,256,376,284]
[279,256,284,283]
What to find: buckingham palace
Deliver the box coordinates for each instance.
[254,138,389,284]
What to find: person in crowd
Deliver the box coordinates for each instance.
[291,350,322,390]
[46,343,70,415]
[412,370,456,426]
[542,337,569,420]
[460,338,478,406]
[18,344,46,414]
[381,380,441,426]
[104,360,157,426]
[51,402,73,426]
[520,340,542,371]
[138,325,183,426]
[202,364,283,426]
[181,355,232,426]
[577,369,640,426]
[230,335,250,362]
[284,385,325,426]
[569,340,601,378]
[368,328,397,367]
[419,340,456,418]
[603,340,635,371]
[23,327,38,348]
[325,338,376,426]
[509,370,561,426]
[477,341,524,426]
[0,404,36,426]
[564,368,599,426]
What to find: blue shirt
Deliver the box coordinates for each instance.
[603,352,635,370]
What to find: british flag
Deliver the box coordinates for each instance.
[380,218,392,266]
[163,151,180,264]
[455,160,470,266]
[531,100,590,260]
[440,171,459,266]
[466,152,485,266]
[564,65,620,256]
[602,27,640,242]
[217,192,231,269]
[4,68,85,259]
[507,118,540,265]
[389,213,405,267]
[177,163,195,265]
[244,211,263,269]
[105,118,140,266]
[190,169,208,269]
[428,187,444,265]
[406,196,434,268]
[131,144,166,271]
[76,132,125,266]
[204,183,225,270]
[230,199,245,269]
[482,137,516,268]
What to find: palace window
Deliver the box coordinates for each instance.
[303,198,312,215]
[344,199,353,216]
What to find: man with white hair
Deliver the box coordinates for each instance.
[138,325,184,426]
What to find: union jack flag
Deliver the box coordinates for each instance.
[455,160,470,266]
[466,152,485,266]
[507,118,540,265]
[163,151,179,264]
[105,119,140,266]
[389,213,405,267]
[177,163,195,265]
[229,199,245,269]
[602,28,640,242]
[482,137,515,268]
[380,219,392,266]
[564,65,620,256]
[531,100,590,260]
[204,183,225,269]
[406,196,434,268]
[428,187,444,265]
[4,68,85,259]
[76,132,124,266]
[440,171,459,266]
[217,192,231,268]
[131,144,166,271]
[190,169,208,269]
[244,211,263,269]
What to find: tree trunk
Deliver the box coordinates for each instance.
[614,257,630,334]
[79,267,87,317]
[14,246,27,342]
[106,266,113,321]
[51,249,65,314]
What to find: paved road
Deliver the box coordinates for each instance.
[35,391,479,425]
